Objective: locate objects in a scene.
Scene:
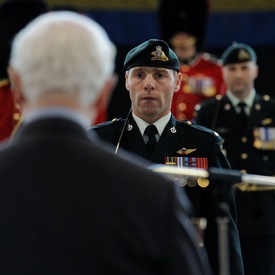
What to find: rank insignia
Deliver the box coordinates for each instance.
[177,148,197,155]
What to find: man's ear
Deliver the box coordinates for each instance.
[125,71,129,91]
[7,66,26,105]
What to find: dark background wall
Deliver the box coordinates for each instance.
[1,0,274,119]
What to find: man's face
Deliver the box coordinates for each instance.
[125,66,182,123]
[223,61,258,99]
[170,32,197,62]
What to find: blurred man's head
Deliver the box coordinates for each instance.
[9,11,117,121]
[221,43,258,99]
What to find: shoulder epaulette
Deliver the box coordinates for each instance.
[92,118,123,129]
[182,119,220,137]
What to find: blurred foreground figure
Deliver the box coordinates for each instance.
[0,11,209,275]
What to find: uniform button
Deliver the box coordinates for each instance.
[13,113,20,121]
[241,153,248,159]
[241,136,247,143]
[178,102,187,111]
[181,73,188,81]
[263,155,269,161]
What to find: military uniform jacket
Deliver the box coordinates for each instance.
[195,93,275,236]
[91,114,244,275]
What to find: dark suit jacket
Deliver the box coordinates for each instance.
[195,94,275,236]
[91,114,244,275]
[0,117,209,275]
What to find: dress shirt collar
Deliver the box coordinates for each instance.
[227,89,255,115]
[132,112,171,137]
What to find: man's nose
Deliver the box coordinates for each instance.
[144,75,155,90]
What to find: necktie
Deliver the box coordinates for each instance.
[144,125,158,155]
[237,102,248,127]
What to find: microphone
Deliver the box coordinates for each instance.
[149,165,275,189]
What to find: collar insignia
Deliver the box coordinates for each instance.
[255,103,261,111]
[177,148,197,155]
[170,126,177,133]
[151,46,169,62]
[127,124,133,131]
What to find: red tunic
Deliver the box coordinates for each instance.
[171,53,226,121]
[0,79,20,142]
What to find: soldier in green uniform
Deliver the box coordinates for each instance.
[89,38,244,275]
[195,43,275,275]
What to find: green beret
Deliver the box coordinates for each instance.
[124,39,180,71]
[221,43,257,66]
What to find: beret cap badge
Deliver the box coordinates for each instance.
[124,39,180,71]
[151,46,169,62]
[238,49,250,61]
[221,42,257,66]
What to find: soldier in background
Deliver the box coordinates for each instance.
[195,43,275,275]
[0,0,48,142]
[157,0,226,121]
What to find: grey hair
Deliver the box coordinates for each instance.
[10,11,116,107]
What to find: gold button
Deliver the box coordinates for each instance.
[241,137,247,143]
[241,153,248,159]
[13,113,20,120]
[15,103,21,109]
[178,102,187,111]
[181,73,188,81]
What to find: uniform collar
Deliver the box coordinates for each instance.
[132,112,171,136]
[227,89,255,110]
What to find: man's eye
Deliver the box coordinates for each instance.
[156,73,164,78]
[135,73,143,78]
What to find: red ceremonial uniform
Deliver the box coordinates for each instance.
[171,53,226,121]
[0,79,20,142]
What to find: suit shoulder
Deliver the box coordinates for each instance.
[91,118,124,130]
[180,120,220,137]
